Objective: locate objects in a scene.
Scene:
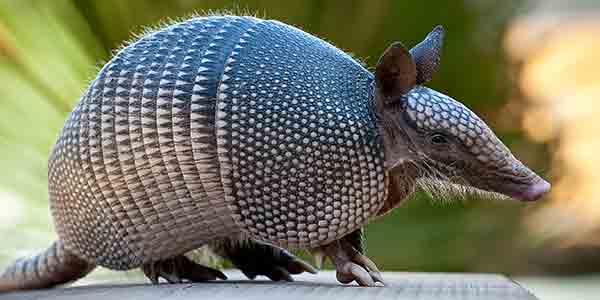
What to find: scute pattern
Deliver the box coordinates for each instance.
[403,86,522,173]
[216,20,386,248]
[50,16,262,269]
[48,15,387,270]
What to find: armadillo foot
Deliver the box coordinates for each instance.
[214,239,317,281]
[319,239,384,287]
[141,255,227,284]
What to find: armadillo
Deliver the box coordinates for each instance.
[0,15,550,290]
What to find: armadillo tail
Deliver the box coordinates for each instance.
[0,240,95,292]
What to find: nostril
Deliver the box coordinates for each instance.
[521,178,551,201]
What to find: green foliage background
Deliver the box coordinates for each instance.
[0,0,550,275]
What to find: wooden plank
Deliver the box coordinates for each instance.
[0,271,538,300]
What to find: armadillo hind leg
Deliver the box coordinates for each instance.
[211,239,317,281]
[315,232,384,287]
[141,255,226,284]
[0,240,94,291]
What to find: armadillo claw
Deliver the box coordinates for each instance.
[284,252,318,275]
[253,250,316,281]
[181,262,227,282]
[141,255,226,284]
[320,242,385,287]
[240,248,317,281]
[162,272,183,284]
[217,240,317,281]
[266,266,294,282]
[336,261,384,287]
[353,254,385,285]
[369,270,385,285]
[354,254,381,274]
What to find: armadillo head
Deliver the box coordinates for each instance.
[374,26,550,202]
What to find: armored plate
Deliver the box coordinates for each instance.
[48,16,387,270]
[214,18,387,248]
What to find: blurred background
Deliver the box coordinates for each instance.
[0,0,599,298]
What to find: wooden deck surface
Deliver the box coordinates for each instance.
[0,271,538,300]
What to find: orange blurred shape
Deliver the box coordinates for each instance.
[505,13,600,245]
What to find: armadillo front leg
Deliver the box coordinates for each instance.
[212,239,317,281]
[317,229,384,287]
[141,255,226,284]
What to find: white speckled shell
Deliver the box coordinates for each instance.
[215,20,386,248]
[48,16,386,270]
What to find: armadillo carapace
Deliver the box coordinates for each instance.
[0,15,550,290]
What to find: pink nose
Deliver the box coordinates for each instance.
[518,179,551,201]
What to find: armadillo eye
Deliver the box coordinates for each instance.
[430,133,448,145]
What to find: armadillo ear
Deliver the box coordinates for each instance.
[410,25,444,84]
[374,42,417,103]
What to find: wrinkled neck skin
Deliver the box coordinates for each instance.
[374,93,421,214]
[375,98,416,172]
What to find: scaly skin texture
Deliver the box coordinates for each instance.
[0,241,94,291]
[0,15,550,291]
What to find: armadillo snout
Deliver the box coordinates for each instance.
[476,150,551,202]
[512,177,551,202]
[495,171,551,202]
